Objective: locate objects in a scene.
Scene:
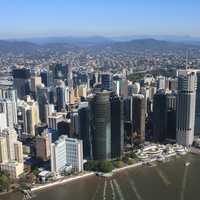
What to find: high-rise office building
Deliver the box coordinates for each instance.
[132,94,146,142]
[70,110,79,137]
[91,91,111,160]
[119,79,129,97]
[37,86,49,123]
[0,128,24,178]
[0,103,8,131]
[157,76,166,90]
[101,73,112,91]
[166,93,176,141]
[40,69,54,87]
[0,136,8,163]
[176,70,196,146]
[36,131,51,161]
[153,92,168,142]
[110,95,124,158]
[153,92,177,142]
[0,99,17,129]
[1,129,18,161]
[13,68,31,99]
[30,75,42,98]
[195,72,200,136]
[123,97,133,144]
[55,81,69,112]
[78,102,92,159]
[17,97,40,136]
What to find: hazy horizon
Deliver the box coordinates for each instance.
[0,0,200,38]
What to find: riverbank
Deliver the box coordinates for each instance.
[2,153,200,200]
[31,158,157,192]
[30,146,187,193]
[31,172,95,192]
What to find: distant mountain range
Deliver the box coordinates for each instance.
[0,37,200,55]
[7,35,200,45]
[9,36,113,46]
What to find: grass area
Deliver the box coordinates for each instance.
[127,73,145,83]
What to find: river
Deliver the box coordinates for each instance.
[2,154,200,200]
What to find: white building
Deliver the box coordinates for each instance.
[65,137,83,172]
[0,129,24,178]
[0,136,8,163]
[51,135,83,175]
[51,137,67,174]
[0,162,24,179]
[0,99,17,129]
[176,69,196,146]
[17,98,40,136]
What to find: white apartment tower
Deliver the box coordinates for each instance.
[176,70,196,146]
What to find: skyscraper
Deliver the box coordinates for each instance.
[78,102,92,159]
[110,95,124,159]
[0,136,8,163]
[36,131,51,161]
[17,97,40,136]
[123,97,133,144]
[153,91,168,142]
[91,91,111,160]
[55,81,69,112]
[13,68,31,99]
[195,72,200,136]
[132,94,146,143]
[101,73,112,91]
[176,70,196,146]
[0,99,17,129]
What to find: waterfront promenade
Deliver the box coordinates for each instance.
[31,158,157,192]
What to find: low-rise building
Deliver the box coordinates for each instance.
[0,162,24,179]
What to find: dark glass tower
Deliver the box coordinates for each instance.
[92,91,111,160]
[166,93,176,140]
[123,97,133,144]
[110,95,124,159]
[101,73,112,91]
[195,72,200,136]
[132,94,146,143]
[78,102,92,159]
[153,92,176,142]
[153,92,167,142]
[13,68,31,99]
[56,84,65,112]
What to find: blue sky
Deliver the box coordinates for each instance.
[0,0,200,38]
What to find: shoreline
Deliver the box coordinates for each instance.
[31,158,156,192]
[31,172,95,192]
[30,149,190,193]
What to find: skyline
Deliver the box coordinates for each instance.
[0,0,200,38]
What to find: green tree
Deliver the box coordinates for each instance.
[113,160,124,168]
[0,174,11,192]
[127,159,134,165]
[98,161,113,173]
[84,160,99,171]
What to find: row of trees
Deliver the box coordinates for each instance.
[84,160,114,173]
[84,155,137,173]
